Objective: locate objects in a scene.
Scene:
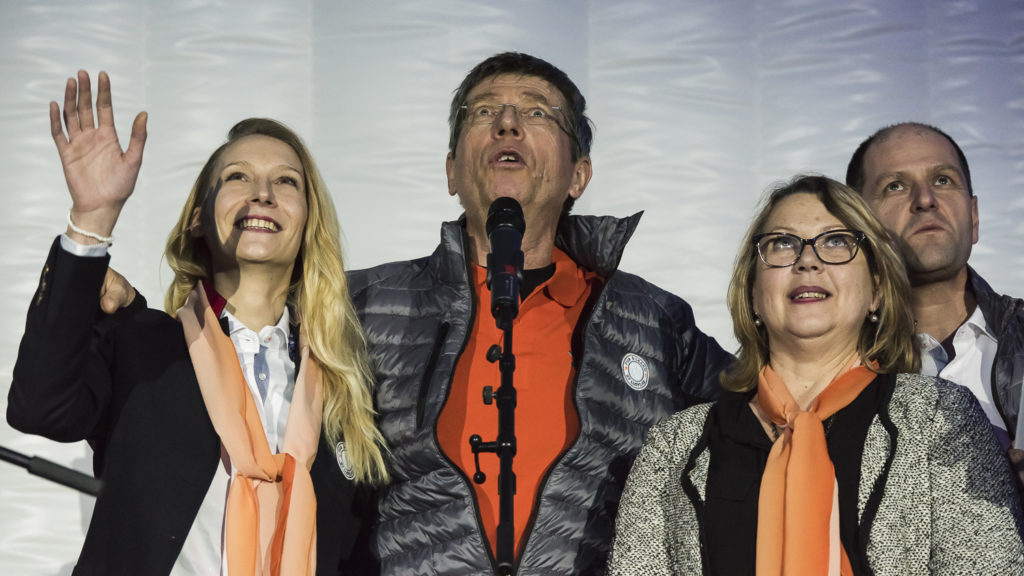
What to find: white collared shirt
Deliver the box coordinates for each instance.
[918,306,1003,443]
[222,309,297,451]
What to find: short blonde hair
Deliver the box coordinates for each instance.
[721,174,920,392]
[164,118,388,484]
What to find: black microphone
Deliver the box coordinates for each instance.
[485,197,525,325]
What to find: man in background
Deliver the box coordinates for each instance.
[846,122,1024,458]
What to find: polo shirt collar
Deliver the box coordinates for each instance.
[469,247,589,308]
[545,247,589,307]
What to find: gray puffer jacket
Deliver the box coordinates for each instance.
[972,268,1024,436]
[348,213,732,575]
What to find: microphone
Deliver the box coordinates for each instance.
[485,197,525,325]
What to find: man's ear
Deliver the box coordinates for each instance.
[569,156,592,200]
[189,207,204,237]
[446,152,457,197]
[971,194,979,245]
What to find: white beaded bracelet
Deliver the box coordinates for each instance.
[67,211,114,245]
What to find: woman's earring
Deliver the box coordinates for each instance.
[753,314,763,327]
[868,311,879,323]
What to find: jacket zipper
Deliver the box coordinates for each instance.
[514,281,608,574]
[416,321,449,428]
[427,239,503,575]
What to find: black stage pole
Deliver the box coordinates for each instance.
[0,444,101,496]
[469,197,524,575]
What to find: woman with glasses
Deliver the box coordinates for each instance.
[608,175,1024,575]
[7,71,387,575]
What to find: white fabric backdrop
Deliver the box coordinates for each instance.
[1,1,1022,572]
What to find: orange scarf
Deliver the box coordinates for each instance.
[178,285,321,576]
[755,363,876,576]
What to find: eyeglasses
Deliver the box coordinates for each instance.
[460,102,565,127]
[459,101,581,157]
[753,229,867,268]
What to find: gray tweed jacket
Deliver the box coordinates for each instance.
[608,374,1024,575]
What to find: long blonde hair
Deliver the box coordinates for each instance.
[721,175,920,392]
[164,118,388,484]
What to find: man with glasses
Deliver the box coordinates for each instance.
[348,52,731,574]
[846,122,1024,463]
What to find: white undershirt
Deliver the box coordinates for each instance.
[58,235,297,575]
[917,305,1003,445]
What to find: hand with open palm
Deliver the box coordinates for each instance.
[52,70,147,244]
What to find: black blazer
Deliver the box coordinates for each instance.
[7,238,376,575]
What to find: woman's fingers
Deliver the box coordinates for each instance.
[62,76,79,136]
[124,111,148,168]
[95,71,115,129]
[75,70,95,131]
[60,71,122,142]
[49,101,68,155]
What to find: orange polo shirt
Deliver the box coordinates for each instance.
[437,247,597,561]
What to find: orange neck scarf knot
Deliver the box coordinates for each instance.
[754,362,876,576]
[178,283,321,576]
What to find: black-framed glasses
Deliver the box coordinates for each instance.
[753,229,866,268]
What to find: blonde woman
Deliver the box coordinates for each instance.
[7,71,386,575]
[609,175,1024,575]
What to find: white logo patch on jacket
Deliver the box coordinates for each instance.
[621,353,650,391]
[335,441,355,480]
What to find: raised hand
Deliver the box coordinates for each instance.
[51,70,147,243]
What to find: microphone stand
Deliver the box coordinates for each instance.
[469,198,523,576]
[469,300,518,576]
[0,444,101,496]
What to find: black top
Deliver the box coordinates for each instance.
[701,377,883,576]
[520,263,556,299]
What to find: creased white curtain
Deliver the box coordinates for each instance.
[1,1,1021,572]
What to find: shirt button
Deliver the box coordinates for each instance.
[259,373,267,380]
